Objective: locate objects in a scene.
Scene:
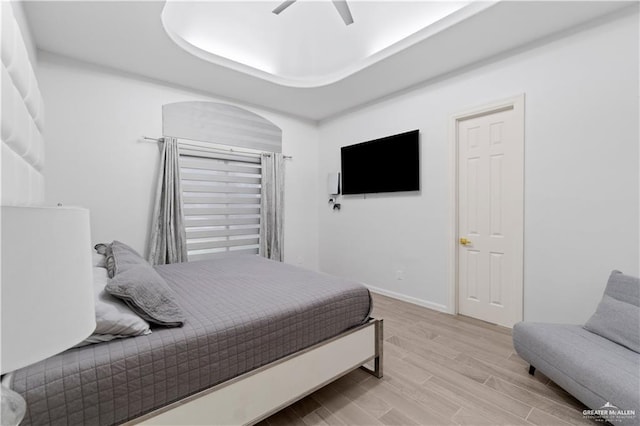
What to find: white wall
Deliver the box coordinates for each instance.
[38,54,319,270]
[10,1,37,66]
[318,10,639,324]
[36,8,638,324]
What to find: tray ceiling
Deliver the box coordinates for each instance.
[161,1,474,87]
[24,1,635,121]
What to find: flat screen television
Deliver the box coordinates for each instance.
[341,130,420,195]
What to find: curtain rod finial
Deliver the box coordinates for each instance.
[143,136,164,143]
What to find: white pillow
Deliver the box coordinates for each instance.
[78,267,151,346]
[92,251,106,268]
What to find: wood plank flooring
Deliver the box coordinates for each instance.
[260,293,599,426]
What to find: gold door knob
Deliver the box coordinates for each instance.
[459,237,472,246]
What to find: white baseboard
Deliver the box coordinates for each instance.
[365,285,450,314]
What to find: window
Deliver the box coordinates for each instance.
[179,149,262,261]
[163,101,282,261]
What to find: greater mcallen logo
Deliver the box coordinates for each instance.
[583,402,636,422]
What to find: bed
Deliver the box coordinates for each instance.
[2,6,381,423]
[10,254,382,426]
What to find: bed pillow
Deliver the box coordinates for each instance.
[95,243,116,277]
[584,270,640,353]
[94,243,109,256]
[92,251,106,268]
[96,241,147,278]
[77,267,151,347]
[106,263,185,327]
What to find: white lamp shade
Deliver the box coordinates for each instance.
[1,206,96,374]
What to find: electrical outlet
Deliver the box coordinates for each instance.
[395,270,404,280]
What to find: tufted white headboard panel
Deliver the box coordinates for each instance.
[1,2,45,206]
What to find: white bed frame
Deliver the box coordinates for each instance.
[125,318,383,426]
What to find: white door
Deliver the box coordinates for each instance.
[456,98,524,328]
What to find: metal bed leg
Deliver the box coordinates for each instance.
[360,319,383,379]
[529,365,536,376]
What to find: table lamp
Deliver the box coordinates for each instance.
[1,206,96,425]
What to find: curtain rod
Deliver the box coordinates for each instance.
[142,136,292,159]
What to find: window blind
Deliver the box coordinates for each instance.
[163,101,282,153]
[180,154,261,262]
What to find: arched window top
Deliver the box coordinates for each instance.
[163,101,282,153]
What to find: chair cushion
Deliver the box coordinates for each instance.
[584,271,640,353]
[601,270,640,307]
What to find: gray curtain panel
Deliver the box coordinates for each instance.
[260,153,285,261]
[148,137,188,265]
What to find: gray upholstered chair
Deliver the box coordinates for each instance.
[513,271,640,425]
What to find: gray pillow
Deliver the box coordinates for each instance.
[95,243,115,277]
[584,270,640,353]
[97,241,146,278]
[94,243,109,255]
[106,263,185,327]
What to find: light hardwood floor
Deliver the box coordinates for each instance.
[260,293,599,426]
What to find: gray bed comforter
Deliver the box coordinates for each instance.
[11,255,372,426]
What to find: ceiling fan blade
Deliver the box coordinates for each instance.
[332,0,354,25]
[272,0,297,15]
